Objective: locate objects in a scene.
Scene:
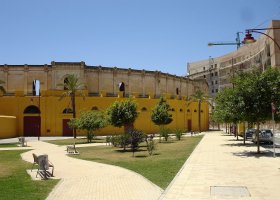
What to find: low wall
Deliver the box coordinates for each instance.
[0,115,17,139]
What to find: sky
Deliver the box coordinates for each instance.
[0,0,280,76]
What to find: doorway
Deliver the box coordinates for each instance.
[63,119,73,136]
[24,116,41,137]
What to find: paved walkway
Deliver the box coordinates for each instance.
[20,141,162,200]
[161,131,280,200]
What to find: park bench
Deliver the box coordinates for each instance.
[66,143,79,154]
[18,137,27,147]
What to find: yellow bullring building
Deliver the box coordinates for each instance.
[0,61,209,138]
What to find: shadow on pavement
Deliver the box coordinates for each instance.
[221,142,255,147]
[231,150,280,158]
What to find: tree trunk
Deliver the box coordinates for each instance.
[124,122,134,134]
[198,100,201,132]
[257,122,260,153]
[243,129,246,144]
[226,123,228,133]
[71,93,77,138]
[236,124,238,140]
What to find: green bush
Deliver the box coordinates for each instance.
[175,128,184,140]
[130,129,145,156]
[119,134,131,150]
[146,135,156,156]
[110,135,120,147]
[160,128,171,142]
[106,136,111,145]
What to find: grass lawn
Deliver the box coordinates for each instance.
[0,150,59,200]
[47,137,106,146]
[0,143,18,148]
[73,135,203,189]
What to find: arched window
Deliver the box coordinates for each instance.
[187,109,190,112]
[179,108,183,112]
[24,105,40,114]
[64,77,69,90]
[32,80,40,96]
[119,82,125,92]
[176,88,179,95]
[63,108,73,114]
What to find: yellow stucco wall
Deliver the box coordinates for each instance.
[0,115,17,139]
[0,92,209,138]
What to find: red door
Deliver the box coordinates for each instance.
[24,116,41,137]
[187,119,192,132]
[63,119,73,136]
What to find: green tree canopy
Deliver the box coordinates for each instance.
[151,97,173,126]
[107,99,138,131]
[213,67,280,153]
[76,110,107,142]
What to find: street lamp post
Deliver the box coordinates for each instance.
[242,28,280,51]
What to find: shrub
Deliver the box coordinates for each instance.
[119,134,131,150]
[175,128,184,140]
[160,128,171,142]
[110,135,120,147]
[106,136,111,145]
[129,129,145,156]
[145,135,156,156]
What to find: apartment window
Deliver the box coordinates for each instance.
[215,80,218,84]
[215,72,218,76]
[203,75,206,78]
[211,73,213,77]
[212,89,214,93]
[215,64,217,68]
[203,67,205,71]
[216,89,218,92]
[211,81,214,85]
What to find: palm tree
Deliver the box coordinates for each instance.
[57,74,85,138]
[0,80,6,94]
[190,89,208,132]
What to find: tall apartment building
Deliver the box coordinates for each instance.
[187,20,280,98]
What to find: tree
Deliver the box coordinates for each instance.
[76,110,107,143]
[151,97,173,127]
[233,68,280,153]
[190,89,208,132]
[213,87,243,140]
[57,74,85,138]
[151,97,173,141]
[214,67,280,153]
[107,99,138,133]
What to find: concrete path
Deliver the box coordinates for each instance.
[161,131,280,200]
[20,141,162,200]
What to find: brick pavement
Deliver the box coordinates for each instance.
[20,141,162,200]
[160,131,280,200]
